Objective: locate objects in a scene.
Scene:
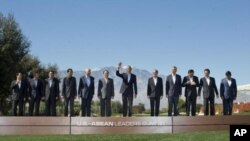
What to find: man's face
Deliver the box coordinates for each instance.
[16,73,22,80]
[103,71,109,78]
[172,67,177,74]
[85,69,91,76]
[204,71,210,77]
[226,75,231,80]
[126,67,132,74]
[67,70,73,77]
[49,72,54,79]
[188,72,194,77]
[34,73,39,79]
[152,70,158,77]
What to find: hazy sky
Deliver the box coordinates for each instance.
[1,0,250,85]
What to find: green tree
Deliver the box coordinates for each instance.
[0,13,30,115]
[0,13,59,115]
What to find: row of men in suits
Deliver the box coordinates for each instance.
[10,65,237,117]
[10,68,114,117]
[148,66,237,116]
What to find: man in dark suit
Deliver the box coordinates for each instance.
[78,68,95,117]
[182,69,199,116]
[10,72,27,116]
[28,70,44,116]
[220,71,237,115]
[98,70,115,117]
[166,66,182,116]
[62,68,77,117]
[44,71,60,116]
[116,63,137,117]
[198,69,219,116]
[147,69,163,116]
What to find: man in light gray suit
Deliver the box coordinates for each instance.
[220,71,237,115]
[78,68,95,117]
[62,68,77,117]
[166,66,182,116]
[98,70,115,117]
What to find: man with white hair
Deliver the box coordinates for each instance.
[116,63,137,117]
[78,68,95,117]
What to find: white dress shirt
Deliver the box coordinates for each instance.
[172,74,176,84]
[127,73,131,83]
[205,77,210,85]
[153,77,157,85]
[227,79,232,87]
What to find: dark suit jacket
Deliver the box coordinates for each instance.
[10,80,27,101]
[28,79,44,99]
[198,77,219,98]
[78,76,95,99]
[220,78,237,99]
[147,77,163,98]
[62,76,77,98]
[116,70,137,95]
[165,74,182,97]
[182,76,199,97]
[44,78,60,100]
[98,78,115,98]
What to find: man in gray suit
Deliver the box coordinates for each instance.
[62,68,77,117]
[198,69,219,116]
[220,71,237,115]
[44,71,60,116]
[147,69,163,116]
[10,72,27,116]
[78,68,95,117]
[98,70,115,117]
[116,63,137,117]
[28,70,44,116]
[166,66,182,116]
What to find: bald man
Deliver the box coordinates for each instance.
[78,68,95,117]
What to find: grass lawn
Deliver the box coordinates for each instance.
[0,131,229,141]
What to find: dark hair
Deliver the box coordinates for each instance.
[103,70,109,74]
[188,69,194,74]
[16,72,22,76]
[154,69,158,74]
[204,68,210,73]
[67,68,73,73]
[226,71,232,76]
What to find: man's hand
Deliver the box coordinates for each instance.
[221,96,224,100]
[56,97,59,100]
[98,96,101,99]
[118,62,122,69]
[160,96,163,99]
[191,82,196,85]
[111,96,114,99]
[147,96,150,99]
[28,97,31,100]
